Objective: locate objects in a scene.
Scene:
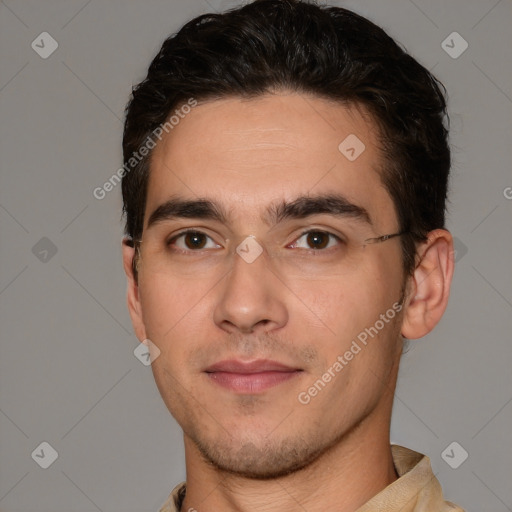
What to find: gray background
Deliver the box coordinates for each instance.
[0,0,511,511]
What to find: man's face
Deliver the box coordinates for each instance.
[132,93,406,478]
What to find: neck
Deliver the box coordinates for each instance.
[181,412,398,512]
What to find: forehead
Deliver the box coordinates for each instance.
[145,93,397,232]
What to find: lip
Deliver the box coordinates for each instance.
[204,359,302,393]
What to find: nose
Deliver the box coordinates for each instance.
[213,245,288,335]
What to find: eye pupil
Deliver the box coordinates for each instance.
[185,232,206,249]
[307,232,329,249]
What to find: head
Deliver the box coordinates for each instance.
[121,0,454,479]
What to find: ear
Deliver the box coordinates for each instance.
[122,238,147,342]
[401,229,455,339]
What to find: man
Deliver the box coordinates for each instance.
[121,1,463,510]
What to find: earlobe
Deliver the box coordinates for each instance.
[122,238,147,342]
[401,229,454,340]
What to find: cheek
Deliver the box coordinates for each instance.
[299,276,402,412]
[300,266,403,360]
[137,273,213,350]
[139,275,213,410]
[294,274,380,345]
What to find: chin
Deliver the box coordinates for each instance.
[190,428,334,480]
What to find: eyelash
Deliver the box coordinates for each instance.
[166,229,343,254]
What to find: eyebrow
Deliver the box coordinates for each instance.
[146,194,372,230]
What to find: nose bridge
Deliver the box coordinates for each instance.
[213,238,288,334]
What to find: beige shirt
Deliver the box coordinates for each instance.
[158,445,464,512]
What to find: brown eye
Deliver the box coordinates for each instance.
[168,231,221,252]
[290,230,341,251]
[183,232,207,249]
[306,232,330,249]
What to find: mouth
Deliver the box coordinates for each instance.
[204,359,303,393]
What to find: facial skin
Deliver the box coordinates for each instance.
[123,92,454,512]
